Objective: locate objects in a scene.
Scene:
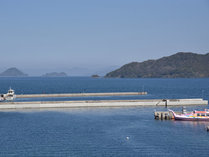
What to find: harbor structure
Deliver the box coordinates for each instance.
[0,98,207,110]
[16,92,148,98]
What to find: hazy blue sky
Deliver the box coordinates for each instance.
[0,0,209,76]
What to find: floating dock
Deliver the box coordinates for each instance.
[16,92,148,98]
[0,98,207,110]
[154,111,181,120]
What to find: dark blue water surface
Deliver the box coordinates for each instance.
[0,77,209,156]
[0,77,208,101]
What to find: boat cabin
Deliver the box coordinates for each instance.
[7,88,15,96]
[193,110,209,117]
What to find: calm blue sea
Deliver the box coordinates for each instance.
[0,77,209,156]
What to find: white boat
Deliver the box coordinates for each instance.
[5,88,16,101]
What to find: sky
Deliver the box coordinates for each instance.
[0,0,209,76]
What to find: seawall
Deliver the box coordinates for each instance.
[0,99,207,110]
[16,92,148,98]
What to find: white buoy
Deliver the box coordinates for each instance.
[126,136,129,140]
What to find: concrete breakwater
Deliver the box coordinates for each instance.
[16,92,148,98]
[0,98,207,109]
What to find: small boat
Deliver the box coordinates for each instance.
[0,94,5,101]
[5,88,16,101]
[169,109,209,121]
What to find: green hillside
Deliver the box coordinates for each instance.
[105,52,209,78]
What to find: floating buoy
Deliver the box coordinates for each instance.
[126,136,129,140]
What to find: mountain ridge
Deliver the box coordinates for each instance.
[105,52,209,78]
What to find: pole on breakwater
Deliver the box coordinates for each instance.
[162,99,168,108]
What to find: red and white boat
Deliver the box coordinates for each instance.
[169,109,209,121]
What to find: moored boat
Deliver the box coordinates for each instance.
[5,88,16,101]
[169,109,209,121]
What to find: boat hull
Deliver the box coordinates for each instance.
[169,109,209,121]
[175,117,209,121]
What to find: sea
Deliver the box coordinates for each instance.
[0,77,209,157]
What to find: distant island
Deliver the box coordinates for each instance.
[42,72,68,77]
[105,52,209,78]
[91,74,100,78]
[0,67,28,77]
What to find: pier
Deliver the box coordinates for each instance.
[154,111,181,120]
[0,98,207,110]
[16,92,148,98]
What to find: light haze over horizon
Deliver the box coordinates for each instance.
[0,0,209,76]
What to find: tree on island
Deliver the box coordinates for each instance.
[91,74,100,78]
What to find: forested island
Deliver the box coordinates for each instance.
[42,72,68,77]
[105,52,209,78]
[0,67,28,77]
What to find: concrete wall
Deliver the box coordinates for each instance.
[0,99,207,110]
[16,92,148,98]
